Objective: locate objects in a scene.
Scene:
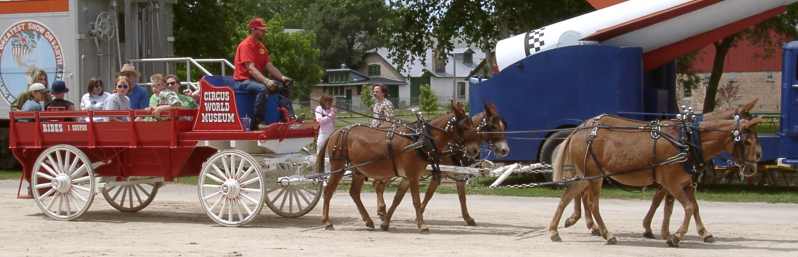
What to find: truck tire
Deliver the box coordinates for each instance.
[539,130,572,164]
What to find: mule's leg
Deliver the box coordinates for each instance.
[374,179,388,221]
[407,176,430,232]
[582,191,600,236]
[661,193,675,240]
[643,188,667,239]
[687,185,714,242]
[322,162,345,230]
[455,179,477,226]
[381,179,409,231]
[547,181,589,242]
[586,180,617,245]
[662,184,695,247]
[563,192,582,228]
[420,174,441,214]
[349,172,375,229]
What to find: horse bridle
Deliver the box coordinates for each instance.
[475,116,507,151]
[731,113,758,177]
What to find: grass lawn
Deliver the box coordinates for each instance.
[2,170,795,203]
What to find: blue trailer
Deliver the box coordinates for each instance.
[469,44,677,162]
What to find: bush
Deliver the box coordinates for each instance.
[419,84,438,113]
[361,84,374,110]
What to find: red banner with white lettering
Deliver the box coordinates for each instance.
[192,79,244,132]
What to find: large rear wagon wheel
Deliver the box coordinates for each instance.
[102,180,160,212]
[263,155,322,218]
[540,130,572,164]
[198,150,266,226]
[31,145,96,221]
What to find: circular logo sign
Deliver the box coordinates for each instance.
[0,20,64,105]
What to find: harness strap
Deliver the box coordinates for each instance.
[386,125,400,177]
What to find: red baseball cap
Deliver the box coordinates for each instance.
[248,17,267,31]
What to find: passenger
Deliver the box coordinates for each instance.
[102,75,132,121]
[12,68,50,111]
[370,83,394,128]
[120,64,150,110]
[166,75,197,109]
[147,74,181,118]
[80,78,110,111]
[147,74,173,108]
[44,80,75,111]
[20,83,49,112]
[315,95,336,154]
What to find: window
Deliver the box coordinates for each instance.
[463,52,473,65]
[457,82,466,99]
[368,64,381,76]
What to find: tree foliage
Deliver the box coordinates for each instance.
[360,84,374,109]
[419,84,438,113]
[383,0,592,71]
[701,4,798,112]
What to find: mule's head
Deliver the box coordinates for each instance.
[477,103,510,158]
[448,101,480,159]
[728,115,763,177]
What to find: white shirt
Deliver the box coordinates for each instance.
[81,92,111,110]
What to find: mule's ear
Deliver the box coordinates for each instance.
[452,101,466,118]
[743,117,764,129]
[485,103,497,117]
[736,99,759,114]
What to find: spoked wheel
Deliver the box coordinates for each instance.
[263,155,322,218]
[30,145,96,221]
[102,180,160,212]
[198,150,265,226]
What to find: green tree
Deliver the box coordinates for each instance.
[302,0,391,68]
[384,0,592,71]
[702,4,798,112]
[419,84,438,113]
[260,18,324,101]
[360,84,374,109]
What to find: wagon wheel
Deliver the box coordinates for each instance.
[263,157,322,218]
[31,145,96,221]
[198,150,265,226]
[101,180,160,212]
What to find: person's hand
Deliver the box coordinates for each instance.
[265,79,277,91]
[282,76,293,87]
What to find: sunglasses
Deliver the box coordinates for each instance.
[117,84,129,89]
[167,81,178,86]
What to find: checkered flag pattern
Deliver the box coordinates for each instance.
[526,28,546,54]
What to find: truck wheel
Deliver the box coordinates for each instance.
[539,130,572,164]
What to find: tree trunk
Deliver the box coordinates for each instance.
[703,36,736,113]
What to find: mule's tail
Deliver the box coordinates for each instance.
[551,134,576,182]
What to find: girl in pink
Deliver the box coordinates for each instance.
[315,95,336,154]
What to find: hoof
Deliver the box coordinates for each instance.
[564,217,578,228]
[365,221,375,230]
[465,218,477,226]
[606,237,618,245]
[703,235,716,243]
[380,223,390,231]
[643,231,655,239]
[550,233,562,242]
[419,225,430,233]
[667,236,680,248]
[324,224,335,231]
[590,228,601,236]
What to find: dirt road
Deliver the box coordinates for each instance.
[0,180,795,257]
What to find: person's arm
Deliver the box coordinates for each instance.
[265,63,286,82]
[246,62,274,88]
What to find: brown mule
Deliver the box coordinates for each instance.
[563,100,760,242]
[317,102,480,232]
[548,114,762,246]
[372,103,510,228]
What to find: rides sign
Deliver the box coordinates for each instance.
[0,20,64,105]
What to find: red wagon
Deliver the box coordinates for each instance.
[8,77,322,226]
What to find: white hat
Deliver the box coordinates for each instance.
[29,82,47,92]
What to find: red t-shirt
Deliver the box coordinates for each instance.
[233,35,271,81]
